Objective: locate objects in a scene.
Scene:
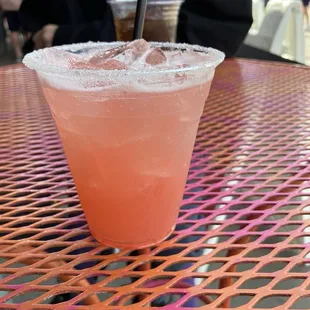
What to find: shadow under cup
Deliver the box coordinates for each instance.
[23,42,224,249]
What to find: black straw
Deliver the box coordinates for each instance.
[133,0,148,40]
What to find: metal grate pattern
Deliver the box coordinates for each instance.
[0,61,310,309]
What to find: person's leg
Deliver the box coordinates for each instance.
[9,31,23,59]
[302,0,310,29]
[303,6,309,25]
[5,12,23,59]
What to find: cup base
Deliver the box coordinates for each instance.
[90,225,175,250]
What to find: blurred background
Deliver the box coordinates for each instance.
[0,0,308,66]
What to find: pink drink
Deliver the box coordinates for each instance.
[24,40,224,249]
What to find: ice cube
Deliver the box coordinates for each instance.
[107,40,149,67]
[69,57,128,70]
[69,41,148,70]
[43,49,82,68]
[145,48,167,65]
[109,49,134,65]
[126,39,149,59]
[96,59,128,70]
[68,40,152,70]
[88,45,126,65]
[88,40,148,67]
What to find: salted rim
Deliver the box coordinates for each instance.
[23,41,225,79]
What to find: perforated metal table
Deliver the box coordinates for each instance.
[1,60,310,309]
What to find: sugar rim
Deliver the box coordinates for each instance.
[23,41,225,79]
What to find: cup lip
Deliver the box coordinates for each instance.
[23,41,225,79]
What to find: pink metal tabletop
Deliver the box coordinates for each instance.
[0,60,310,309]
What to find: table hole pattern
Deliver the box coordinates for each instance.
[1,62,310,308]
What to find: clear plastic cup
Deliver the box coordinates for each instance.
[23,42,224,249]
[109,0,183,42]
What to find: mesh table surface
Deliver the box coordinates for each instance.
[1,60,310,309]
